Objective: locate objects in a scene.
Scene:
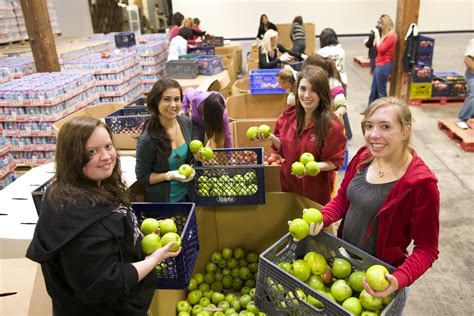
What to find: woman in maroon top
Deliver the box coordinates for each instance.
[254,66,346,205]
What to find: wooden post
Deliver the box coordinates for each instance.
[390,0,420,101]
[20,0,60,72]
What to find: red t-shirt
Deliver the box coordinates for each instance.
[375,33,397,66]
[272,106,347,205]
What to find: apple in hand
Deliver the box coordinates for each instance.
[365,264,390,291]
[291,161,305,176]
[159,218,177,235]
[289,218,310,240]
[302,208,323,225]
[141,233,161,255]
[305,161,320,176]
[189,139,203,154]
[246,126,258,140]
[178,163,193,178]
[161,232,182,252]
[140,218,160,235]
[300,152,315,165]
[200,147,214,160]
[258,124,271,138]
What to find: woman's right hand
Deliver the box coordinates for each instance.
[147,242,181,264]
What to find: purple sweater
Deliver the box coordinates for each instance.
[181,88,232,148]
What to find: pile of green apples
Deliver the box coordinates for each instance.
[291,152,320,177]
[196,172,258,197]
[176,247,266,316]
[274,253,394,315]
[140,217,182,254]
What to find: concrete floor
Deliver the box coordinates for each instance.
[241,32,474,315]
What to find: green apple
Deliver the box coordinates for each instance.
[290,259,311,282]
[330,279,353,302]
[305,274,325,291]
[245,279,255,288]
[194,272,204,284]
[302,208,323,226]
[218,300,230,311]
[200,147,214,160]
[160,232,181,252]
[178,311,191,316]
[159,218,177,235]
[240,286,251,296]
[230,299,241,312]
[189,140,203,154]
[206,262,218,273]
[382,293,394,305]
[246,126,259,140]
[246,252,258,263]
[191,304,203,315]
[342,297,362,316]
[211,280,223,292]
[246,301,260,314]
[278,261,292,273]
[305,161,320,176]
[239,294,252,309]
[291,161,305,176]
[306,294,324,309]
[248,262,258,273]
[222,275,233,289]
[239,267,252,280]
[249,288,256,299]
[257,124,271,138]
[202,289,214,300]
[299,152,315,165]
[141,233,161,255]
[233,247,246,259]
[225,308,237,315]
[331,257,352,279]
[306,252,327,275]
[232,277,244,291]
[238,258,248,267]
[361,312,379,316]
[199,297,211,307]
[211,291,225,305]
[178,163,194,178]
[204,272,215,284]
[187,289,202,305]
[288,218,310,240]
[187,277,198,291]
[359,289,382,311]
[140,218,160,235]
[225,293,237,303]
[214,271,223,281]
[230,267,239,278]
[211,251,223,264]
[365,264,390,291]
[176,300,192,313]
[348,271,366,293]
[199,283,210,292]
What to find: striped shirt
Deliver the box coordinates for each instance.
[291,23,306,41]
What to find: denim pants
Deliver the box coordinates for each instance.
[292,39,306,55]
[458,69,474,122]
[368,62,392,105]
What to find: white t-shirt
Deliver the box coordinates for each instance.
[465,38,474,57]
[167,36,188,61]
[318,44,348,85]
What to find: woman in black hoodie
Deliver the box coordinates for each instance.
[26,116,181,316]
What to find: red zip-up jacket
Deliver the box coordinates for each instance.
[375,32,397,66]
[272,106,347,205]
[322,146,440,289]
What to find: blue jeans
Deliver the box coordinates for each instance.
[368,63,392,105]
[292,39,306,55]
[458,69,474,122]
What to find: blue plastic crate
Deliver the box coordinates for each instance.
[434,71,466,96]
[189,147,265,206]
[191,55,224,76]
[188,45,215,55]
[250,69,287,95]
[417,36,434,66]
[165,60,199,79]
[131,202,199,289]
[105,107,150,134]
[31,178,53,216]
[255,231,407,316]
[411,66,432,83]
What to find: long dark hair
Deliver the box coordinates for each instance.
[303,53,342,83]
[201,93,225,145]
[295,66,339,147]
[259,14,269,27]
[48,116,129,209]
[172,12,184,27]
[143,78,183,157]
[319,28,339,48]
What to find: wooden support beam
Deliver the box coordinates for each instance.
[20,0,60,72]
[390,0,421,101]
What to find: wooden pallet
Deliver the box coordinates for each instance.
[353,56,370,67]
[437,119,474,152]
[410,96,465,106]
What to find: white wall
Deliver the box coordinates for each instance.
[52,0,93,37]
[172,0,473,39]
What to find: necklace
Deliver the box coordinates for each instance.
[374,153,411,179]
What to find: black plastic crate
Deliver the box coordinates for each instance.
[255,231,407,316]
[192,55,224,76]
[431,76,451,97]
[31,178,53,216]
[115,32,136,48]
[105,107,150,134]
[189,147,265,206]
[165,60,199,79]
[204,36,224,47]
[132,202,199,289]
[411,66,432,83]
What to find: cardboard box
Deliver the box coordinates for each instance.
[177,69,231,93]
[264,165,281,192]
[215,42,242,77]
[275,22,316,56]
[147,192,324,316]
[230,119,276,153]
[232,77,250,96]
[226,93,287,121]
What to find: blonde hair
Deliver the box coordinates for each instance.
[261,29,278,56]
[380,15,395,36]
[276,68,296,89]
[183,17,193,28]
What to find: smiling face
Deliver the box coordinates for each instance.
[82,126,117,182]
[158,88,182,120]
[297,78,320,114]
[363,105,410,159]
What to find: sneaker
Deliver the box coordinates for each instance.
[456,121,469,130]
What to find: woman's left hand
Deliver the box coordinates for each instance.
[363,273,399,298]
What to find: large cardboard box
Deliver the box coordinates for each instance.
[149,192,324,316]
[226,93,287,121]
[177,70,231,93]
[215,42,242,76]
[232,77,250,96]
[276,22,316,55]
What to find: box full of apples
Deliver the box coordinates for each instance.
[189,147,265,206]
[132,202,199,289]
[255,216,407,315]
[176,246,267,316]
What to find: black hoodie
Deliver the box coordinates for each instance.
[26,195,157,316]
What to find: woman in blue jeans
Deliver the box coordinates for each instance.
[457,38,474,129]
[368,15,397,107]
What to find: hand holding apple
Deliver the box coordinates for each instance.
[363,271,399,299]
[147,238,182,263]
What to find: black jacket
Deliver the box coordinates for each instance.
[258,44,302,69]
[26,195,156,316]
[257,22,278,39]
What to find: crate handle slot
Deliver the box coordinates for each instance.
[121,121,138,127]
[337,246,364,264]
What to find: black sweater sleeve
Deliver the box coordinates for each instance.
[258,46,280,69]
[277,44,302,59]
[59,213,139,305]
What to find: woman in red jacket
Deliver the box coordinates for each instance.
[318,97,440,308]
[367,15,397,107]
